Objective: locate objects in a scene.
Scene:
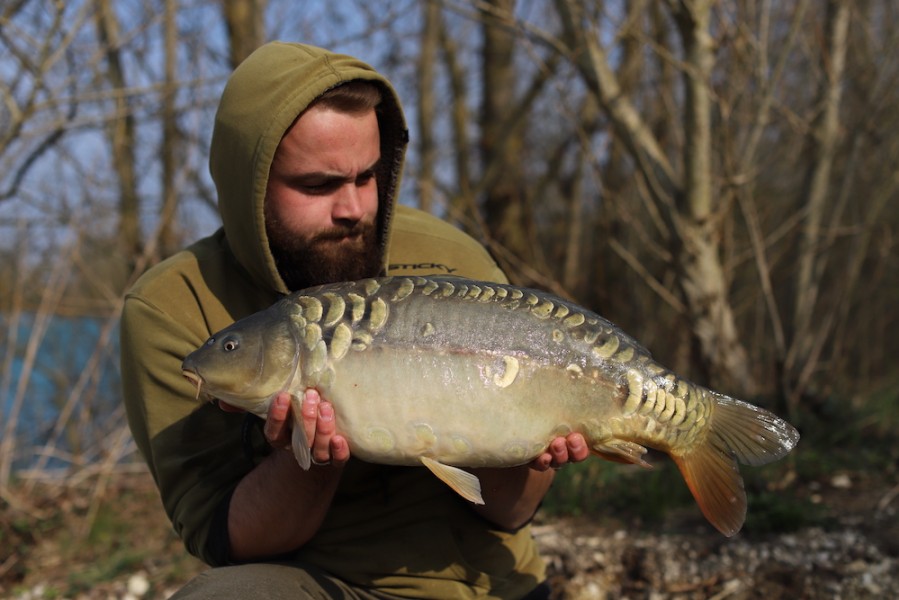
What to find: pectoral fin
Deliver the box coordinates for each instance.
[289,394,311,470]
[420,457,484,505]
[593,439,653,469]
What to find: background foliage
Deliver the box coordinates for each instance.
[1,2,897,585]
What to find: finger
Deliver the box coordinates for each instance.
[567,433,589,462]
[311,401,336,465]
[263,392,291,447]
[529,452,554,472]
[329,435,350,467]
[548,437,569,467]
[301,389,322,447]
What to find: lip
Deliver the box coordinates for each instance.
[322,233,362,246]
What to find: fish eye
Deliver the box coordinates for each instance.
[223,337,239,352]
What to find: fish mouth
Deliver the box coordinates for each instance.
[182,368,204,400]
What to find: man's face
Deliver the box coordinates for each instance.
[265,106,382,290]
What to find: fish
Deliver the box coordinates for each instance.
[181,276,799,536]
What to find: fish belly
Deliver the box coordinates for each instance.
[324,346,613,468]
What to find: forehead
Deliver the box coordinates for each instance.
[273,107,380,172]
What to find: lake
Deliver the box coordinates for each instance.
[1,312,123,474]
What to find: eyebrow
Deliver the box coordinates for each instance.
[292,159,380,183]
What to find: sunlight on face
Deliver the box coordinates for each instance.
[264,106,382,290]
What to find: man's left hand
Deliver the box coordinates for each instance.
[529,433,590,471]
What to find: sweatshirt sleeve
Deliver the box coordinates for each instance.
[120,292,261,565]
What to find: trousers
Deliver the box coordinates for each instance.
[170,560,553,599]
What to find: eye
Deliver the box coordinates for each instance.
[356,170,376,186]
[304,183,338,194]
[223,337,239,352]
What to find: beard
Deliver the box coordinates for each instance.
[266,216,383,292]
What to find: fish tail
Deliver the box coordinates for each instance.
[671,392,800,536]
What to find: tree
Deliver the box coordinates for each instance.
[552,0,753,391]
[221,0,268,68]
[94,0,141,280]
[783,0,850,414]
[1,1,897,487]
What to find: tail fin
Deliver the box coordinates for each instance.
[671,394,800,536]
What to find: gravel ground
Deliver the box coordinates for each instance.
[14,523,898,600]
[538,523,898,599]
[6,474,898,599]
[537,479,899,600]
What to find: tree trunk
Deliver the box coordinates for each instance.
[670,0,754,393]
[417,1,440,214]
[786,0,850,409]
[220,0,267,68]
[439,15,476,225]
[557,0,754,392]
[479,0,531,275]
[94,0,140,283]
[158,0,180,261]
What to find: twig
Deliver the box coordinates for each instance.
[0,485,50,520]
[0,235,75,489]
[877,483,899,514]
[0,554,19,580]
[80,423,138,538]
[27,297,125,486]
[608,238,686,315]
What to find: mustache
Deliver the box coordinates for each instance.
[311,221,374,242]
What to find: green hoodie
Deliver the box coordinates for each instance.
[120,42,544,598]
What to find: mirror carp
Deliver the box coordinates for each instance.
[182,276,799,536]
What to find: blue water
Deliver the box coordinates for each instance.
[1,313,122,472]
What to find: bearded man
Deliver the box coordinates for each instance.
[121,41,586,599]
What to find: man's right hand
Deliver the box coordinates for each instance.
[219,390,351,467]
[226,389,349,561]
[292,389,350,467]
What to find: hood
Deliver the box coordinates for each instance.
[209,41,409,295]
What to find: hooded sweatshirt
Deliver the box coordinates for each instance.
[120,42,544,598]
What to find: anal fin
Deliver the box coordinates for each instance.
[593,439,653,469]
[421,456,484,505]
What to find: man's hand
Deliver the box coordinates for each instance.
[221,393,588,471]
[470,433,590,531]
[226,389,349,561]
[294,389,350,467]
[225,392,589,538]
[529,433,590,471]
[220,390,350,467]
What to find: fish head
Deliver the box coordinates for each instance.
[181,308,299,415]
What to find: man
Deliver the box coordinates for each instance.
[121,41,587,599]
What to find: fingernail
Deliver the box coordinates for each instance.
[319,402,333,421]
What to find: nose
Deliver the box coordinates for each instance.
[332,179,375,224]
[332,185,364,223]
